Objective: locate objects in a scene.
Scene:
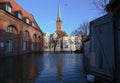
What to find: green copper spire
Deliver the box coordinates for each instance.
[57,6,62,21]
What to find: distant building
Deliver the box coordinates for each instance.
[0,0,44,56]
[44,33,50,48]
[62,36,82,52]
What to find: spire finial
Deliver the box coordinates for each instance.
[57,0,62,21]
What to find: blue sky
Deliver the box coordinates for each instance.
[15,0,101,35]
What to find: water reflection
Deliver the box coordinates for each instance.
[0,53,87,83]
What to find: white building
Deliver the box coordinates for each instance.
[62,36,82,52]
[44,33,50,48]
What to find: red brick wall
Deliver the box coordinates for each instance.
[0,9,44,56]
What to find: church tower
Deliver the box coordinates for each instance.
[56,5,62,35]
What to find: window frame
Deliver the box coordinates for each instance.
[23,41,27,51]
[32,21,34,27]
[18,12,22,19]
[7,26,13,33]
[5,2,12,13]
[26,17,29,24]
[7,40,13,52]
[0,41,4,48]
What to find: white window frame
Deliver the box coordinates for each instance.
[32,22,34,27]
[6,4,12,13]
[26,18,29,24]
[7,26,13,33]
[18,13,22,19]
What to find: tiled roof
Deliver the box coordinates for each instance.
[0,0,40,30]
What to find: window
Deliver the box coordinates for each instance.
[0,42,4,48]
[7,40,13,52]
[23,41,27,51]
[7,26,17,34]
[6,2,12,13]
[31,43,34,51]
[7,26,13,33]
[26,17,29,24]
[32,21,34,27]
[18,12,22,19]
[24,31,29,40]
[38,36,41,41]
[33,34,37,42]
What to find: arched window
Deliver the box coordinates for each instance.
[23,30,30,51]
[24,31,29,40]
[31,34,37,50]
[7,40,13,52]
[33,34,37,42]
[38,36,41,41]
[7,26,13,33]
[7,25,17,34]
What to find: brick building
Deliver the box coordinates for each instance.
[0,0,44,56]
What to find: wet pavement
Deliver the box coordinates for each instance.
[0,52,88,83]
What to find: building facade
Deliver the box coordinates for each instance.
[62,36,82,52]
[44,33,50,49]
[0,0,44,56]
[84,0,120,83]
[106,0,120,82]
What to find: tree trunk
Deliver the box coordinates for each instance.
[54,43,57,53]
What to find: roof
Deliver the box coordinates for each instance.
[57,6,62,22]
[0,0,41,31]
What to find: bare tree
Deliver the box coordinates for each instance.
[49,31,68,52]
[49,33,59,52]
[93,0,110,14]
[71,21,90,52]
[71,21,89,36]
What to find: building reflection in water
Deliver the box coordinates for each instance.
[0,53,87,83]
[57,54,63,81]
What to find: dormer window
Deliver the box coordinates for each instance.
[5,2,12,13]
[17,11,22,19]
[25,17,29,24]
[32,21,35,27]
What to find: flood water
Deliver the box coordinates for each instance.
[0,52,88,83]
